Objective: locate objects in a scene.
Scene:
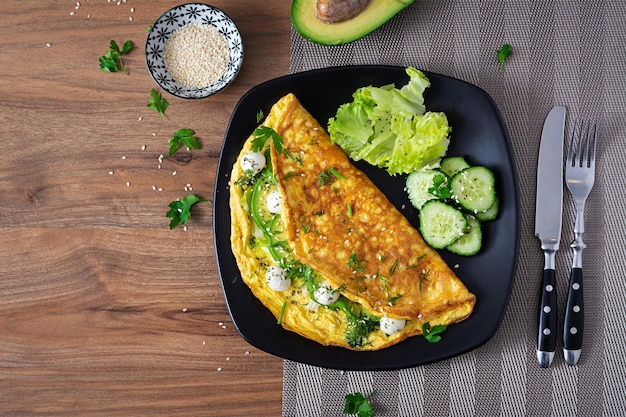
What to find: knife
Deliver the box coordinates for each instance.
[534,105,566,368]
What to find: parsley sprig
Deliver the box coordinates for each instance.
[251,126,284,154]
[99,40,133,74]
[344,392,375,417]
[147,88,169,119]
[169,128,201,156]
[166,194,210,230]
[422,322,447,343]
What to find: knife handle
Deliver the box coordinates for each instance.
[537,268,557,367]
[563,267,583,365]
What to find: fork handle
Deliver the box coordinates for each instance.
[537,268,557,368]
[563,267,583,365]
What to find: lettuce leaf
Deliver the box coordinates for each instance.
[328,67,450,175]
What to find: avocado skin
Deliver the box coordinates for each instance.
[291,0,415,46]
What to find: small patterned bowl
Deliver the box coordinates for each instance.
[145,3,244,99]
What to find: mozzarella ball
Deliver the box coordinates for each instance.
[266,189,282,214]
[240,151,266,175]
[265,265,291,292]
[314,281,340,305]
[379,316,406,336]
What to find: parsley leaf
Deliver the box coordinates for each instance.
[428,172,452,199]
[99,40,133,74]
[256,109,265,123]
[166,194,210,230]
[251,126,284,154]
[169,128,201,156]
[147,88,169,119]
[422,322,447,343]
[344,392,375,417]
[496,43,512,73]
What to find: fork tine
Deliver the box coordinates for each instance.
[588,121,597,168]
[566,120,578,166]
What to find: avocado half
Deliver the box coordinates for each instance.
[291,0,415,46]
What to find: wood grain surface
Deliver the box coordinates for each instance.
[0,1,291,415]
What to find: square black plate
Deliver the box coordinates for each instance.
[213,65,520,371]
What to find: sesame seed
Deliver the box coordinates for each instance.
[126,181,131,187]
[182,307,188,312]
[129,16,133,22]
[46,42,51,47]
[141,145,146,151]
[108,171,114,175]
[183,226,188,232]
[158,188,163,192]
[217,367,222,372]
[163,23,230,88]
[138,116,143,121]
[121,155,126,160]
[152,185,157,191]
[130,7,135,12]
[70,11,75,16]
[172,171,177,176]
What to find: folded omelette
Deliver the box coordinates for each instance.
[230,93,475,350]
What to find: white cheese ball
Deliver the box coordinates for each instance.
[240,151,266,175]
[266,189,282,214]
[265,265,291,292]
[314,281,340,305]
[379,316,407,336]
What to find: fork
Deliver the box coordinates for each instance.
[563,118,597,366]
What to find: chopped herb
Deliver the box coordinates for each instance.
[317,169,333,187]
[232,276,239,284]
[377,253,386,263]
[277,301,287,324]
[99,39,133,74]
[388,293,402,306]
[256,109,264,123]
[166,194,210,229]
[146,25,153,33]
[169,128,201,156]
[251,126,284,154]
[347,203,353,217]
[329,167,346,180]
[147,88,169,119]
[344,392,375,417]
[348,251,366,272]
[496,43,512,73]
[389,259,399,275]
[422,322,447,343]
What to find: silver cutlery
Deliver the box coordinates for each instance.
[535,106,567,368]
[563,119,598,366]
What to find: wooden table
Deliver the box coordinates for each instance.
[0,1,290,415]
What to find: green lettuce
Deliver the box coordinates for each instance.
[328,67,450,175]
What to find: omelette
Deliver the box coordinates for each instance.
[229,93,475,350]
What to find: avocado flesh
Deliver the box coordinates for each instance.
[291,0,415,46]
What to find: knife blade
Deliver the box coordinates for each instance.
[534,105,566,368]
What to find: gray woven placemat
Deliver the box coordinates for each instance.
[283,1,626,416]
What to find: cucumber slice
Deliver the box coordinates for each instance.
[406,169,448,209]
[440,156,470,178]
[476,196,499,222]
[450,166,497,214]
[447,215,482,256]
[418,200,467,249]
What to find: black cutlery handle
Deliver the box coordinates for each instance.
[563,267,583,365]
[537,268,557,367]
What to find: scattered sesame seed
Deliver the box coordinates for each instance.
[121,155,126,160]
[157,165,162,170]
[218,322,224,326]
[183,226,188,232]
[152,185,157,191]
[217,367,223,372]
[454,264,460,269]
[108,171,114,175]
[158,187,164,192]
[245,351,250,355]
[126,181,131,187]
[141,144,146,151]
[152,132,157,136]
[87,14,91,19]
[226,357,231,361]
[46,42,51,47]
[138,116,143,121]
[221,325,227,329]
[182,307,188,312]
[172,171,177,176]
[129,16,133,22]
[70,11,75,16]
[202,341,206,346]
[130,7,135,12]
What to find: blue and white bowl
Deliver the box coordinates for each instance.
[145,3,244,99]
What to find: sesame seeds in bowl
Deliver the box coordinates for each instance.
[146,3,243,99]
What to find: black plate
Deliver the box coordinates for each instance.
[213,65,520,371]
